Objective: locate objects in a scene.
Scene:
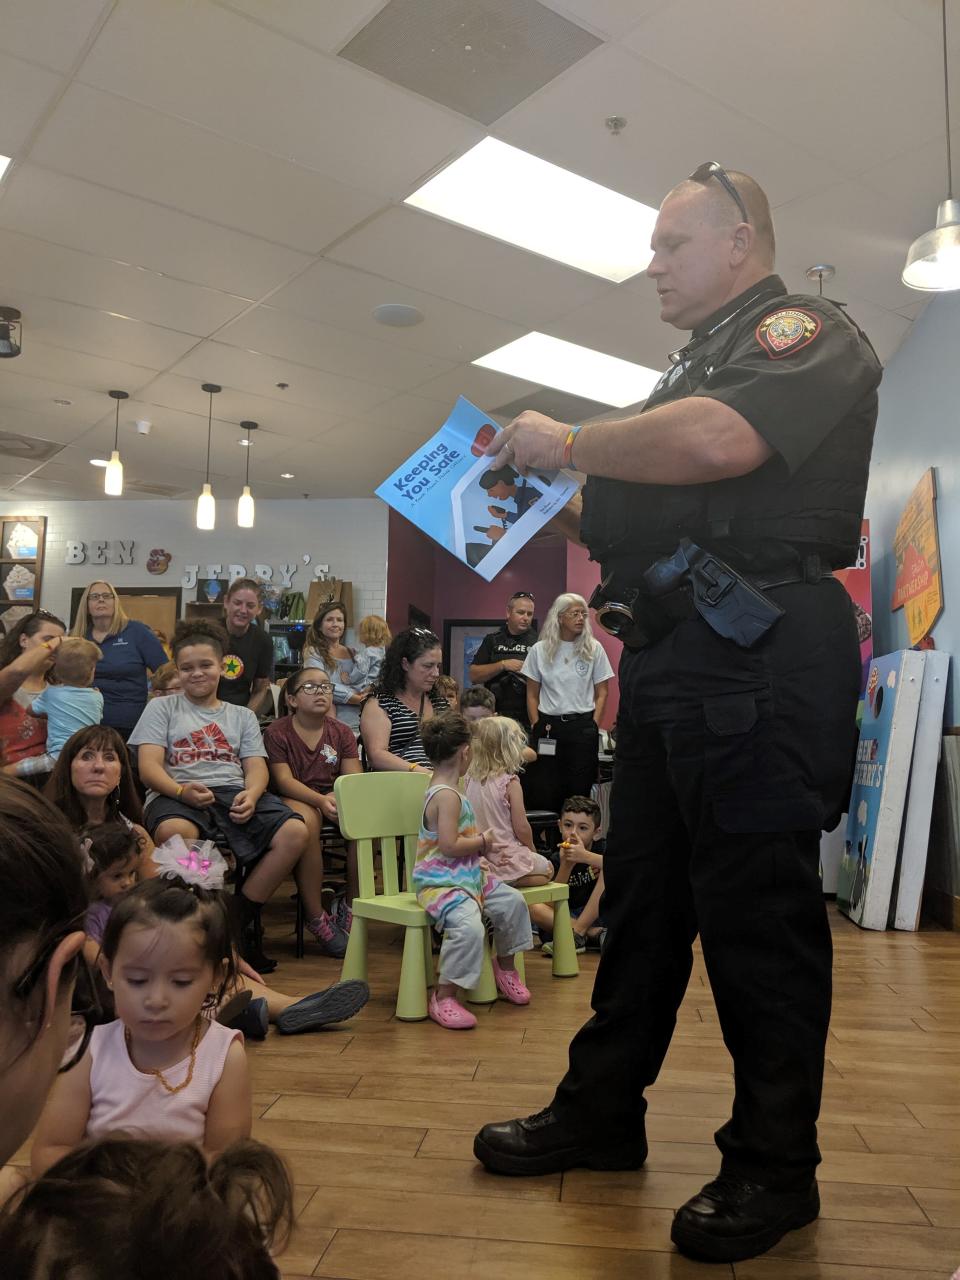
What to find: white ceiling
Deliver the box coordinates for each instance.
[0,0,944,501]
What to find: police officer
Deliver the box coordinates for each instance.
[471,165,881,1264]
[468,590,538,728]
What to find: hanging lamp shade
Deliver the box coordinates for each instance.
[902,199,960,290]
[196,383,221,530]
[237,420,257,528]
[105,390,128,496]
[903,0,960,290]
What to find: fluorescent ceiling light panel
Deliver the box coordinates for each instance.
[0,156,11,182]
[474,332,660,408]
[406,138,657,282]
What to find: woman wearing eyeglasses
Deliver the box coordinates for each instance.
[264,671,363,955]
[521,593,614,819]
[72,582,167,743]
[0,778,97,1171]
[0,610,67,779]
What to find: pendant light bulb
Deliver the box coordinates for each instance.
[237,485,255,527]
[105,389,128,497]
[237,420,257,528]
[105,450,124,496]
[196,383,221,531]
[196,483,216,530]
[903,0,960,290]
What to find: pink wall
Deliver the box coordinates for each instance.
[566,541,622,729]
[385,509,436,635]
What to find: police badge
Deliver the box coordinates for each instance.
[755,308,821,360]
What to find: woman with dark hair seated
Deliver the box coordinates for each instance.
[0,610,66,781]
[359,627,449,773]
[44,724,155,871]
[0,778,93,1173]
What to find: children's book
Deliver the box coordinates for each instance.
[892,650,950,930]
[375,397,579,582]
[838,650,925,930]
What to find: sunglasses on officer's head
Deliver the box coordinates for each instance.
[508,592,535,604]
[689,162,749,225]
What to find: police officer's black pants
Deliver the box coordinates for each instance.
[551,579,861,1190]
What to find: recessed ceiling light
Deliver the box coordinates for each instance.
[473,332,660,408]
[405,137,657,283]
[0,156,11,182]
[373,302,425,327]
[89,458,109,467]
[53,398,72,407]
[280,472,294,479]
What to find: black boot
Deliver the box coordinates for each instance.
[234,893,277,975]
[670,1173,820,1262]
[473,1108,647,1176]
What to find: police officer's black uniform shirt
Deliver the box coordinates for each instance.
[473,626,537,722]
[580,275,882,579]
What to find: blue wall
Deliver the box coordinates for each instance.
[865,296,959,725]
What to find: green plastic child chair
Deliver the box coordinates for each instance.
[465,880,578,1004]
[334,771,434,1021]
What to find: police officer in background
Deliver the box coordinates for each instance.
[472,165,881,1264]
[468,590,538,727]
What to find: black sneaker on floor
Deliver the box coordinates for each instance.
[230,996,269,1041]
[474,1108,647,1177]
[275,979,370,1035]
[670,1173,820,1263]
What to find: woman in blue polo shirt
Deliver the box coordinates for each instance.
[72,581,167,741]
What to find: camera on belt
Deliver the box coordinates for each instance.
[589,539,785,651]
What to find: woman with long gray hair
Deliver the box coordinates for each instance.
[520,593,614,816]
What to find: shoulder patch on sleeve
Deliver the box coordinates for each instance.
[755,308,821,360]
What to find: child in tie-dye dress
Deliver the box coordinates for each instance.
[413,713,533,1030]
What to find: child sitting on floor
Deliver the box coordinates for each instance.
[464,715,554,888]
[31,866,251,1176]
[24,639,103,773]
[531,795,606,956]
[460,685,496,722]
[415,714,533,1030]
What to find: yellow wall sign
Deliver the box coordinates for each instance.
[891,467,943,645]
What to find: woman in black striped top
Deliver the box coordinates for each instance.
[360,628,449,772]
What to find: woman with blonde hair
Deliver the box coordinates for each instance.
[520,593,614,817]
[73,581,167,741]
[464,715,553,887]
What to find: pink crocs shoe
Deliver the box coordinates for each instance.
[492,957,531,1005]
[428,991,477,1030]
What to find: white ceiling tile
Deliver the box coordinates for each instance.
[0,0,111,72]
[858,135,951,247]
[216,306,456,391]
[30,84,386,254]
[895,299,930,321]
[0,229,251,334]
[329,206,615,327]
[621,0,942,174]
[0,166,310,298]
[538,0,670,39]
[78,0,482,197]
[167,341,393,416]
[0,53,64,157]
[496,44,843,211]
[542,275,669,371]
[270,260,526,362]
[338,392,456,436]
[413,363,541,413]
[14,294,199,369]
[0,376,109,422]
[212,0,390,53]
[2,345,158,395]
[773,181,923,313]
[0,402,105,447]
[138,374,347,441]
[270,429,417,497]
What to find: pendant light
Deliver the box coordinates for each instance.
[903,0,960,290]
[105,390,128,496]
[237,420,257,528]
[196,382,220,530]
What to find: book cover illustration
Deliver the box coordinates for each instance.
[376,396,579,582]
[838,650,925,931]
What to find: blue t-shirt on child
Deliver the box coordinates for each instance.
[32,686,104,757]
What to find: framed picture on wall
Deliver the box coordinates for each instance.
[443,618,501,691]
[0,516,46,625]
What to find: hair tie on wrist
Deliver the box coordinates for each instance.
[561,425,582,469]
[408,762,418,772]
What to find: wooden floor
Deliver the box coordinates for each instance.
[14,902,960,1277]
[243,903,960,1280]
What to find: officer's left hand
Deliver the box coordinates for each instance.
[486,410,570,473]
